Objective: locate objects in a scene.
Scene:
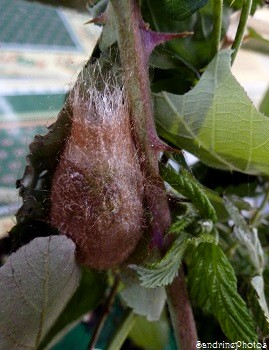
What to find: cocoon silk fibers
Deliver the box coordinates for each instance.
[50,67,144,270]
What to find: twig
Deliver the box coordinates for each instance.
[211,0,223,58]
[231,0,253,65]
[88,274,120,350]
[165,267,198,350]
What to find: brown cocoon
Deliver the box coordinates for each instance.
[50,78,144,269]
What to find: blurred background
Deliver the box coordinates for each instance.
[0,0,101,238]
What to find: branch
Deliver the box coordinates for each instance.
[211,0,223,58]
[110,1,198,348]
[166,267,198,350]
[231,0,253,65]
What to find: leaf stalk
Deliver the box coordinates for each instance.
[231,0,253,65]
[211,0,223,58]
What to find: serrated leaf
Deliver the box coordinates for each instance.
[131,233,215,289]
[188,242,258,342]
[131,234,189,288]
[248,276,269,337]
[160,163,217,221]
[120,269,166,321]
[154,49,269,176]
[0,236,81,350]
[38,267,106,349]
[224,197,264,275]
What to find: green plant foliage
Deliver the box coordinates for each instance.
[0,236,81,349]
[248,276,269,338]
[120,269,166,321]
[129,314,170,350]
[132,233,215,288]
[260,84,269,116]
[154,49,269,176]
[229,0,264,15]
[38,267,107,349]
[160,163,217,221]
[224,197,264,275]
[151,0,209,21]
[188,242,258,342]
[131,234,190,288]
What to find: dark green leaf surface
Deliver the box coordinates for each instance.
[0,236,81,349]
[188,242,258,342]
[154,0,209,21]
[154,50,269,176]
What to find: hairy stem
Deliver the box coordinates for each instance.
[211,0,223,57]
[166,267,198,350]
[231,0,253,65]
[88,274,120,350]
[110,0,171,246]
[110,1,197,348]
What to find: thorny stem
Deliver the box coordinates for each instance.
[211,0,223,58]
[110,0,197,348]
[87,274,120,350]
[231,0,253,65]
[110,0,171,247]
[250,181,269,227]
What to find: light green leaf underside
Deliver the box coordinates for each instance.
[120,269,166,321]
[189,242,258,342]
[154,49,269,176]
[0,236,81,350]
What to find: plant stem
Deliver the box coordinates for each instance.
[110,1,198,348]
[231,0,253,65]
[88,274,120,350]
[110,0,171,247]
[166,267,198,350]
[211,0,223,58]
[106,310,137,350]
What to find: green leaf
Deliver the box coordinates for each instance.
[188,242,258,342]
[129,313,170,350]
[131,233,189,288]
[120,269,166,321]
[153,0,209,21]
[260,83,269,117]
[154,49,269,176]
[229,0,264,15]
[160,163,217,221]
[38,267,106,349]
[0,236,81,349]
[224,197,264,275]
[248,276,269,337]
[131,233,215,289]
